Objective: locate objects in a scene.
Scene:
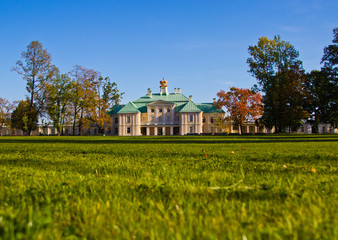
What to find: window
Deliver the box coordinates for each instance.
[322,127,326,133]
[203,117,206,123]
[233,125,239,131]
[159,109,163,113]
[249,126,255,133]
[210,117,214,123]
[159,117,162,122]
[151,117,155,122]
[190,127,193,133]
[115,118,118,124]
[167,108,170,112]
[126,116,131,123]
[211,127,214,133]
[301,126,305,133]
[189,114,193,122]
[126,127,131,134]
[166,116,171,122]
[115,128,118,134]
[176,116,179,121]
[151,108,155,113]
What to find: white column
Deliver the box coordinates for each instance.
[170,126,173,135]
[146,127,150,136]
[133,115,135,135]
[154,127,158,135]
[198,112,203,134]
[137,113,141,136]
[118,115,122,136]
[155,106,158,124]
[185,114,188,134]
[162,127,166,135]
[180,113,185,135]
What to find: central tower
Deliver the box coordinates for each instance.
[160,78,168,95]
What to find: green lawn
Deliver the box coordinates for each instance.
[0,135,337,239]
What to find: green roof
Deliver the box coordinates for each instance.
[109,92,225,114]
[107,105,124,115]
[117,102,140,113]
[179,101,202,112]
[133,93,189,103]
[196,103,225,113]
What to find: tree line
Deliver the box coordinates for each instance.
[216,28,337,133]
[1,41,123,136]
[1,28,337,135]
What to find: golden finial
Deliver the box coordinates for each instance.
[160,78,168,87]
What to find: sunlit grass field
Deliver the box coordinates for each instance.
[0,135,337,239]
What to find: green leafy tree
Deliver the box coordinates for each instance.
[305,70,335,131]
[262,65,309,132]
[319,27,338,127]
[45,73,72,136]
[11,100,38,135]
[12,41,57,135]
[322,28,338,71]
[101,77,124,107]
[247,36,308,133]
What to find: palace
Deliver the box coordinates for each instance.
[109,79,225,136]
[1,80,337,136]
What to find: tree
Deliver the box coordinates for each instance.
[247,35,308,133]
[305,70,334,131]
[262,65,309,132]
[12,41,57,134]
[45,73,72,136]
[11,100,38,135]
[88,76,124,134]
[69,65,99,135]
[322,28,338,72]
[319,27,338,127]
[216,87,263,134]
[0,98,16,136]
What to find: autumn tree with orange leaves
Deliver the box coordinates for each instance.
[216,87,263,134]
[88,76,124,134]
[69,65,123,135]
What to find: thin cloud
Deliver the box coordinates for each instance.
[213,80,233,86]
[167,41,210,50]
[279,25,303,33]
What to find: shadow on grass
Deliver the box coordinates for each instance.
[0,135,337,145]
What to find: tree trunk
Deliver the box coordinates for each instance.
[72,116,76,136]
[78,109,84,136]
[30,76,35,108]
[72,106,77,136]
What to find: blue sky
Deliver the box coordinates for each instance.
[1,0,337,104]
